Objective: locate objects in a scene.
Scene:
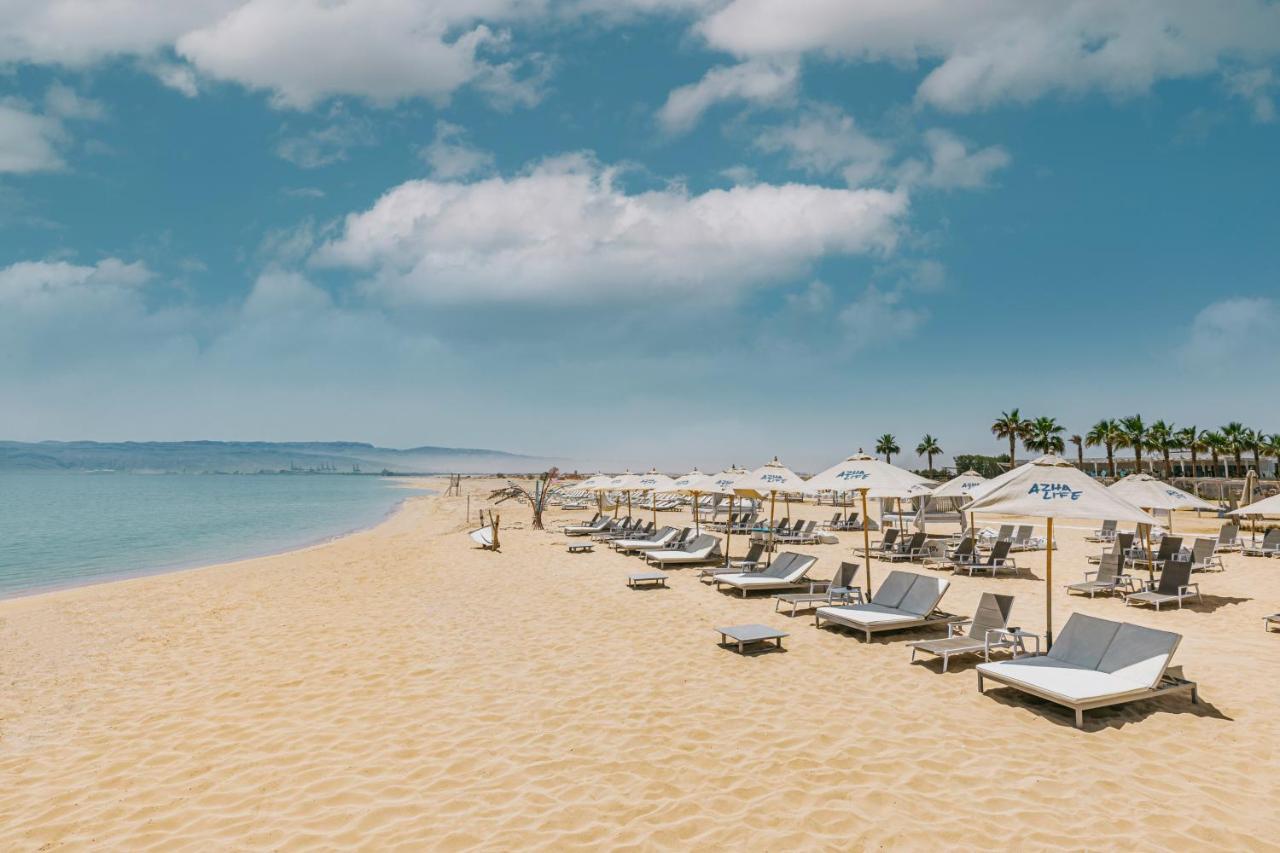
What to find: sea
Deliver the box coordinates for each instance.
[0,472,426,598]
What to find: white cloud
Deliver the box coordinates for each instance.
[316,153,908,304]
[697,0,1280,113]
[174,0,542,109]
[43,83,107,121]
[275,117,375,168]
[419,121,495,179]
[838,285,927,348]
[898,128,1010,189]
[0,102,66,173]
[147,61,201,97]
[1183,296,1280,364]
[754,104,891,185]
[658,60,798,133]
[1226,67,1277,122]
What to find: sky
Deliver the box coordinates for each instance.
[2,0,1279,473]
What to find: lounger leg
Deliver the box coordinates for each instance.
[942,653,949,673]
[977,673,984,693]
[1074,708,1083,729]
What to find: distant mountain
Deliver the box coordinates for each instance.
[0,441,553,474]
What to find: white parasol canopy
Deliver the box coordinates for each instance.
[1229,491,1280,517]
[667,469,716,494]
[576,473,611,491]
[635,469,676,493]
[801,453,931,498]
[962,456,1157,525]
[1108,473,1217,512]
[734,457,805,498]
[962,455,1157,649]
[930,470,988,499]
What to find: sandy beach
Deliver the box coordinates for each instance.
[3,477,1279,850]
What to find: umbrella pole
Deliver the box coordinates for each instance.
[651,491,657,527]
[861,489,873,597]
[724,494,734,567]
[1045,517,1054,650]
[693,491,700,536]
[768,492,776,565]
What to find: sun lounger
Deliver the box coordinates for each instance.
[1066,552,1137,598]
[856,527,898,557]
[773,561,863,615]
[644,534,723,566]
[954,540,1017,577]
[814,570,959,641]
[613,526,679,553]
[1185,538,1224,572]
[1214,523,1242,553]
[1127,536,1183,573]
[1125,559,1201,611]
[1086,520,1118,543]
[777,520,819,544]
[1009,524,1046,552]
[714,552,816,597]
[924,536,974,570]
[564,515,611,536]
[1241,528,1280,557]
[1088,532,1133,565]
[883,532,926,563]
[976,613,1197,728]
[908,593,1015,672]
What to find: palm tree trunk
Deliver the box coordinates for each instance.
[1106,444,1115,478]
[1009,436,1016,469]
[1163,450,1172,479]
[1190,448,1198,478]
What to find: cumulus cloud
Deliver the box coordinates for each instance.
[898,129,1011,189]
[419,121,495,179]
[1226,67,1277,122]
[315,153,908,304]
[754,104,891,185]
[0,102,66,173]
[275,116,375,168]
[658,60,798,133]
[43,83,107,121]
[1183,296,1280,365]
[697,0,1280,113]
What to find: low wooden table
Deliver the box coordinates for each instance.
[627,571,668,589]
[716,623,788,654]
[568,543,594,554]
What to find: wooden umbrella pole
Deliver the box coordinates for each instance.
[767,492,776,564]
[651,491,657,527]
[861,489,873,597]
[693,491,700,535]
[1045,517,1054,649]
[724,494,734,568]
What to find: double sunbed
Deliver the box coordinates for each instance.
[976,613,1197,729]
[712,552,817,597]
[814,570,958,641]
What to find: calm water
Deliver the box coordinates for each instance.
[0,473,425,597]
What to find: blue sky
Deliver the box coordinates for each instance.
[2,1,1279,472]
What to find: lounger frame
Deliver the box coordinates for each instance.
[976,666,1197,729]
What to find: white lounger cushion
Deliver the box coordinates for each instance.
[648,545,718,563]
[615,533,676,549]
[815,604,918,626]
[976,657,1163,703]
[719,574,798,588]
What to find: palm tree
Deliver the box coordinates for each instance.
[990,409,1030,469]
[1118,415,1147,475]
[1176,425,1205,478]
[1025,416,1065,454]
[1086,419,1121,478]
[1220,421,1249,477]
[1146,419,1177,479]
[875,433,900,464]
[915,434,942,474]
[1203,430,1227,477]
[1069,434,1084,467]
[1245,427,1264,474]
[1264,434,1280,479]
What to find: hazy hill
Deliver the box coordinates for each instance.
[0,441,549,474]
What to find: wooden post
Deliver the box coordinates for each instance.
[861,489,873,597]
[1045,517,1054,650]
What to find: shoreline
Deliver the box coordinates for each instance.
[0,478,440,605]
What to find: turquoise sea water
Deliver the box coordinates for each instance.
[0,473,425,598]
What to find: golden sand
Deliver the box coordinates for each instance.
[2,477,1279,849]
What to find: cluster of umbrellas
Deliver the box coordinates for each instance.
[576,452,1257,648]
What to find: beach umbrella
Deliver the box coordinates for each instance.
[708,466,747,565]
[668,468,717,534]
[636,468,676,526]
[735,457,804,559]
[1230,473,1273,544]
[802,453,932,596]
[931,470,988,538]
[1108,473,1217,533]
[577,473,611,513]
[962,454,1157,648]
[606,469,639,518]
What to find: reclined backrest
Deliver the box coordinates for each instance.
[870,570,915,608]
[833,561,859,590]
[1047,614,1122,669]
[686,534,716,552]
[763,553,798,578]
[898,575,949,616]
[968,593,1014,639]
[1113,532,1134,554]
[1156,536,1182,561]
[1096,622,1181,687]
[1218,523,1237,543]
[1156,558,1192,594]
[782,554,816,582]
[1190,538,1213,563]
[987,540,1012,564]
[1096,551,1122,581]
[879,528,899,549]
